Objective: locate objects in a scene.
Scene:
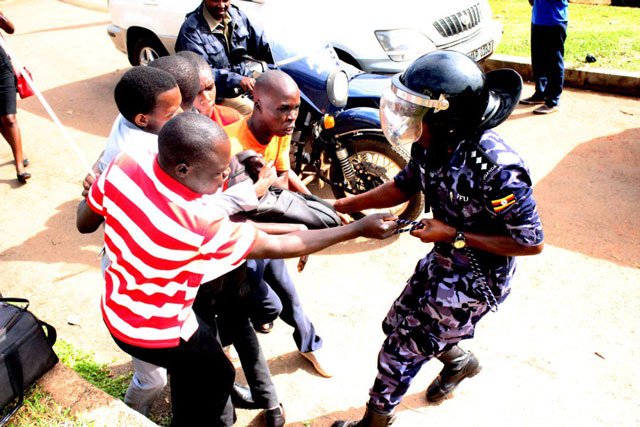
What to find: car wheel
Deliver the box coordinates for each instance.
[131,36,168,66]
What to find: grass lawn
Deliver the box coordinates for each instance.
[1,386,93,427]
[489,0,640,71]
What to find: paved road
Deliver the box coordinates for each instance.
[0,1,638,426]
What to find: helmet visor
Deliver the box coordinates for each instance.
[380,87,427,146]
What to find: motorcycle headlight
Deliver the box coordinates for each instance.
[327,69,349,108]
[375,29,435,62]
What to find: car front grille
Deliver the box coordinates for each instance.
[433,4,482,38]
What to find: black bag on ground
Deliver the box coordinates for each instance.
[0,298,58,426]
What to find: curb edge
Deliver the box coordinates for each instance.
[37,363,159,427]
[483,53,640,98]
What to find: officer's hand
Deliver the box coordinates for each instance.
[354,213,398,239]
[239,77,256,93]
[409,218,456,243]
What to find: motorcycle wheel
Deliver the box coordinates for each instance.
[329,136,424,221]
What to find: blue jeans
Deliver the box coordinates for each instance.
[531,22,567,107]
[247,259,323,353]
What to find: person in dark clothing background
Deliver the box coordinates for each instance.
[175,0,271,116]
[0,11,29,183]
[520,0,569,115]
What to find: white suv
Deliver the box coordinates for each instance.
[107,0,502,73]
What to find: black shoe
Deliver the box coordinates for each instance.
[264,403,285,427]
[519,94,546,105]
[230,382,261,410]
[533,104,560,115]
[255,321,274,334]
[17,171,31,183]
[332,406,396,427]
[426,346,481,403]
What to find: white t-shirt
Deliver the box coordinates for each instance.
[99,115,158,173]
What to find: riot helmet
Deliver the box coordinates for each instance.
[380,51,522,146]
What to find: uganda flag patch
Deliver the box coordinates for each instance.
[492,193,516,212]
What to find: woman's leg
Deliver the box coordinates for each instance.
[0,113,28,178]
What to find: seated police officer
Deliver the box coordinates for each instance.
[175,0,271,116]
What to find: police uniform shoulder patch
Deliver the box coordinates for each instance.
[491,193,516,212]
[467,143,498,179]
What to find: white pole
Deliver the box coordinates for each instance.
[0,36,96,177]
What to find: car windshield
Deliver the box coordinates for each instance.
[260,0,341,75]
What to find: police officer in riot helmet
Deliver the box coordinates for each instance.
[333,51,544,426]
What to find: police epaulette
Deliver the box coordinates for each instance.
[467,143,498,180]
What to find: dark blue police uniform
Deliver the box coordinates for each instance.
[368,130,544,412]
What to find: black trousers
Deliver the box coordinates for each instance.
[112,314,235,427]
[531,22,567,107]
[194,264,279,409]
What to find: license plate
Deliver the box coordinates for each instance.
[467,41,493,61]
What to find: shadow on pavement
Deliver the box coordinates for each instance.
[534,127,640,268]
[278,390,431,427]
[18,69,126,139]
[0,198,102,267]
[266,350,319,378]
[506,104,539,122]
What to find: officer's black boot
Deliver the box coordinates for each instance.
[332,405,396,427]
[426,345,482,403]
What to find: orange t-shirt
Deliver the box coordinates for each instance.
[210,105,243,127]
[224,116,291,172]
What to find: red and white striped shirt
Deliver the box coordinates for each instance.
[87,150,257,348]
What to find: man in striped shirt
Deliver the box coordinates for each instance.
[76,112,398,426]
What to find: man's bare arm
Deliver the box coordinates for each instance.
[286,169,311,195]
[76,199,104,234]
[333,181,413,214]
[410,218,543,257]
[82,151,104,198]
[248,220,307,235]
[247,213,397,259]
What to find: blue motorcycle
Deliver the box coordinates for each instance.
[266,33,424,220]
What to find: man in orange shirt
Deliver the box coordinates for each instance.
[224,70,309,194]
[224,70,334,377]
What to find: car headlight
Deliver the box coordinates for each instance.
[327,69,349,108]
[375,29,435,62]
